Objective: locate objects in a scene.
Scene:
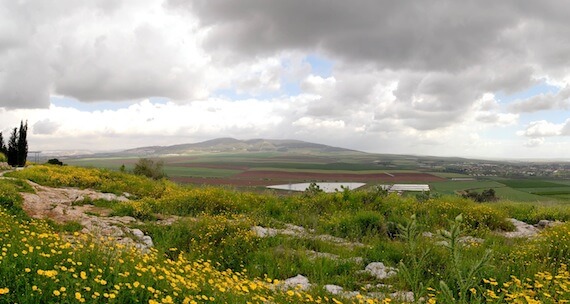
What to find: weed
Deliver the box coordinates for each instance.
[437,214,491,303]
[397,214,431,302]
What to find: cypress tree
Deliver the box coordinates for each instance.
[17,120,28,166]
[0,132,6,156]
[7,128,18,167]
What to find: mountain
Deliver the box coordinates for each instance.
[121,138,361,156]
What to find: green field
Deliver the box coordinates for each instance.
[428,180,505,194]
[64,152,570,204]
[500,179,569,188]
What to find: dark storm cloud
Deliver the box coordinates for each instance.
[174,0,516,71]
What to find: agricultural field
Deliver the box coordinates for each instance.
[65,152,448,189]
[64,152,570,204]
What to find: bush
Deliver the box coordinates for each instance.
[46,158,64,166]
[0,152,6,162]
[133,158,166,180]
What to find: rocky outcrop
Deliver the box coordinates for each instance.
[502,218,540,238]
[19,181,154,252]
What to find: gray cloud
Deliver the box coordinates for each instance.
[175,0,570,131]
[0,0,207,109]
[508,86,570,113]
[176,0,517,71]
[3,0,570,158]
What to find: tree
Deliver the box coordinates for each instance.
[17,120,28,166]
[462,188,498,203]
[0,132,6,156]
[133,158,166,180]
[47,158,64,166]
[7,128,18,167]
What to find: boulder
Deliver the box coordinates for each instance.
[281,275,311,290]
[503,218,539,238]
[251,226,278,238]
[324,284,344,295]
[364,262,397,280]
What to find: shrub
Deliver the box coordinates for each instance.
[46,158,64,166]
[133,158,166,180]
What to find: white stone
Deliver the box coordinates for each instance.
[142,236,154,247]
[503,218,539,238]
[131,229,145,239]
[281,275,311,290]
[251,226,278,238]
[324,284,344,295]
[364,262,397,280]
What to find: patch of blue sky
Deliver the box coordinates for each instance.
[50,96,168,112]
[519,110,569,125]
[281,79,301,96]
[495,81,560,104]
[304,54,333,78]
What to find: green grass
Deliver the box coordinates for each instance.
[499,179,568,188]
[429,181,506,194]
[492,186,549,202]
[4,164,570,303]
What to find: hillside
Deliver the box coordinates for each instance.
[1,165,570,303]
[121,138,362,156]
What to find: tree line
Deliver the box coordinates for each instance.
[0,121,28,167]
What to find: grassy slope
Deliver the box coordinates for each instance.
[2,166,570,303]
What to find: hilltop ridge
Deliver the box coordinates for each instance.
[122,137,362,156]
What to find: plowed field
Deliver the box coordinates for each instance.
[170,171,444,187]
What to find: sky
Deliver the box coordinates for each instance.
[2,1,570,159]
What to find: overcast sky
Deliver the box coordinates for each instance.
[2,0,570,159]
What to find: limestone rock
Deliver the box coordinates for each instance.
[131,229,145,239]
[536,219,563,229]
[251,226,278,238]
[281,275,311,290]
[364,262,397,280]
[324,284,344,295]
[503,218,539,238]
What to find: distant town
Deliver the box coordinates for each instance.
[422,160,570,178]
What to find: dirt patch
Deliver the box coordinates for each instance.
[174,163,249,170]
[234,171,445,183]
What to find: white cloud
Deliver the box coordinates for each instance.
[3,1,570,158]
[517,120,564,138]
[33,119,61,135]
